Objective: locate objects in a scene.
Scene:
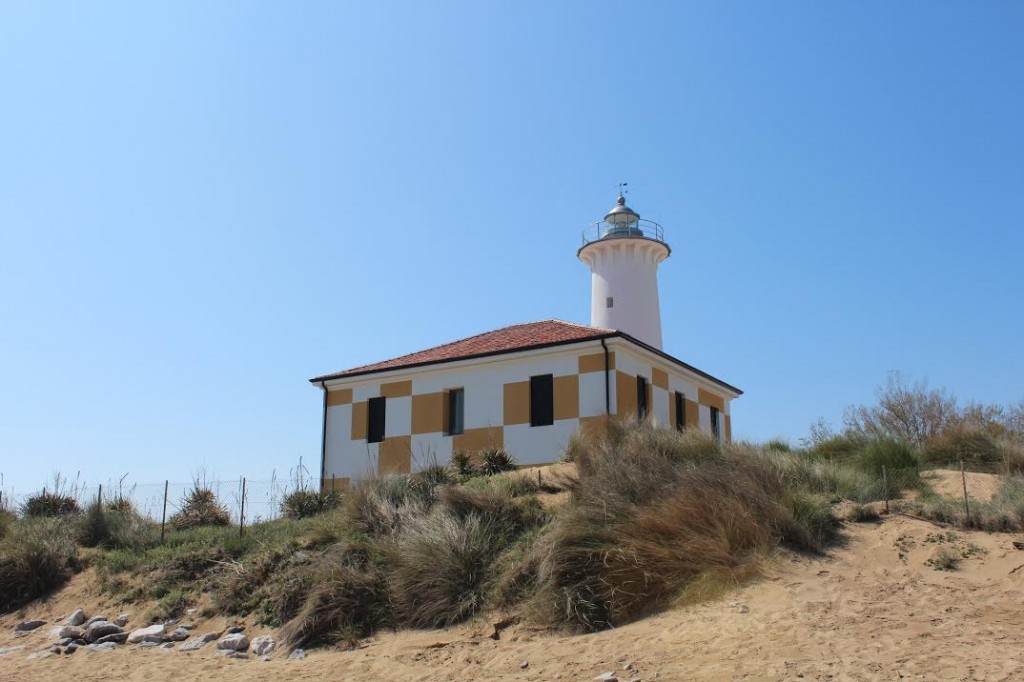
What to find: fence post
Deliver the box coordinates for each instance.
[882,465,889,514]
[160,481,169,544]
[239,477,247,538]
[960,460,970,523]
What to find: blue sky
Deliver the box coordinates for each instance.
[1,2,1022,494]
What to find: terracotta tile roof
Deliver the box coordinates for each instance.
[309,319,742,394]
[310,320,615,382]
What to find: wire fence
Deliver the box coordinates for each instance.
[0,467,324,531]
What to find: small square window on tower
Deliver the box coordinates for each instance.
[606,296,614,308]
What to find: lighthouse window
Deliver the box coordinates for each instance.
[529,374,554,427]
[710,406,721,440]
[367,397,386,444]
[447,388,465,436]
[675,391,686,430]
[637,375,648,419]
[606,297,614,308]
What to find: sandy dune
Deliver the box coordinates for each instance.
[3,514,1024,681]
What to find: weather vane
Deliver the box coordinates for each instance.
[617,182,629,198]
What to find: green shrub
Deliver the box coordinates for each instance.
[106,496,137,515]
[22,491,79,517]
[146,588,190,623]
[805,434,864,461]
[765,438,792,452]
[927,547,961,571]
[450,451,475,478]
[921,426,1000,469]
[780,493,840,550]
[480,447,517,476]
[856,438,919,476]
[170,486,231,530]
[0,517,80,611]
[281,489,342,520]
[77,500,111,548]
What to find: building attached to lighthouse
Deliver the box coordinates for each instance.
[311,194,741,490]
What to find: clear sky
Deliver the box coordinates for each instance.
[2,2,1022,495]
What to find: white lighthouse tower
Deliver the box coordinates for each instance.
[578,190,671,349]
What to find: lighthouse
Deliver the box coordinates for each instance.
[577,191,671,349]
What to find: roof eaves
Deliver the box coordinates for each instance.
[308,331,618,384]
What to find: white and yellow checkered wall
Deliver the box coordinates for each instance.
[320,338,734,490]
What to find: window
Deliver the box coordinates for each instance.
[710,406,720,440]
[447,388,465,436]
[367,397,386,444]
[606,296,614,308]
[675,391,686,431]
[529,374,554,427]
[636,375,648,419]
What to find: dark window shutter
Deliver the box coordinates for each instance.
[530,374,554,427]
[637,376,648,419]
[368,397,386,443]
[448,388,464,436]
[710,406,720,439]
[675,392,685,430]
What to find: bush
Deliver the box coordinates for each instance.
[450,451,475,478]
[170,486,231,531]
[390,511,506,627]
[528,421,835,632]
[847,504,881,523]
[921,425,1001,470]
[282,489,342,520]
[77,500,111,548]
[22,491,79,518]
[106,496,137,515]
[279,561,391,650]
[345,475,436,536]
[480,447,517,476]
[927,547,961,571]
[765,438,791,452]
[0,510,14,541]
[0,517,80,611]
[856,438,919,476]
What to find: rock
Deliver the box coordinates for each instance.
[224,651,249,660]
[59,626,85,640]
[140,641,162,649]
[178,632,222,652]
[167,627,191,642]
[84,621,123,643]
[249,635,275,656]
[520,660,529,669]
[64,643,78,655]
[14,620,46,632]
[288,648,307,660]
[161,643,175,650]
[115,614,130,627]
[95,632,129,645]
[12,631,30,638]
[65,609,88,626]
[737,605,749,614]
[49,645,62,654]
[90,642,118,652]
[226,625,246,634]
[127,624,166,644]
[84,615,108,626]
[57,638,72,646]
[72,638,87,646]
[594,674,619,682]
[217,633,249,652]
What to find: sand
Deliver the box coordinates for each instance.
[3,514,1024,681]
